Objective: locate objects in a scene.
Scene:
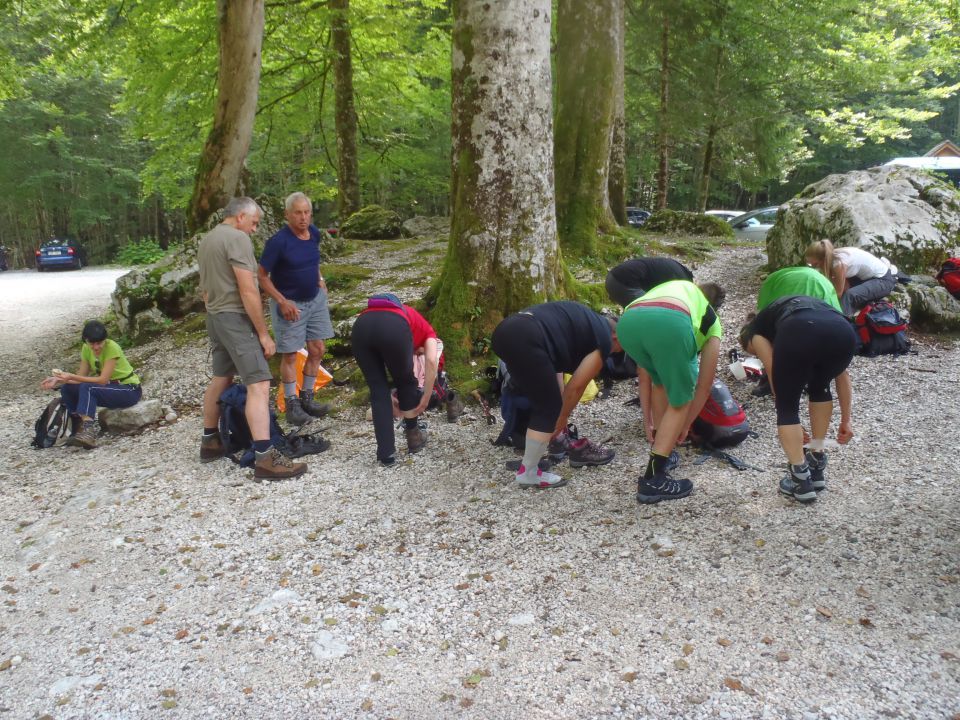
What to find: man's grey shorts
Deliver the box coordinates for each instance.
[270,289,335,354]
[206,312,273,384]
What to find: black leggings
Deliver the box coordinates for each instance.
[491,314,560,434]
[352,311,419,461]
[772,309,857,425]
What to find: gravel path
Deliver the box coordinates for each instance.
[0,246,957,719]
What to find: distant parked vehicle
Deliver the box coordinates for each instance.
[0,245,8,271]
[884,156,960,188]
[35,237,87,271]
[705,209,745,223]
[729,206,780,242]
[625,207,651,228]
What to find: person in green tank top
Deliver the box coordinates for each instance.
[39,320,142,449]
[757,266,841,312]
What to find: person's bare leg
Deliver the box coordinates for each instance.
[245,380,271,442]
[203,376,233,429]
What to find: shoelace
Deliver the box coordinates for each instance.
[271,448,296,467]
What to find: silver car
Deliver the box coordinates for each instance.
[729,206,780,242]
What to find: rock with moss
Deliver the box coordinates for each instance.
[903,275,960,332]
[341,205,403,240]
[401,216,450,238]
[643,210,734,238]
[766,165,960,272]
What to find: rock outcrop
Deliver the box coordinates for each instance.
[644,210,734,238]
[98,399,164,434]
[401,216,450,238]
[340,205,403,240]
[766,165,960,270]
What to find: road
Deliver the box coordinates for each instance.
[0,267,129,393]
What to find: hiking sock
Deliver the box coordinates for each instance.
[302,374,317,393]
[519,438,549,479]
[807,438,826,452]
[283,382,297,399]
[403,417,419,430]
[643,451,671,481]
[252,440,272,454]
[203,427,218,437]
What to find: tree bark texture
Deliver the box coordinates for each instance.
[554,0,620,255]
[331,0,361,219]
[655,14,670,211]
[607,0,627,225]
[432,0,562,356]
[187,0,264,233]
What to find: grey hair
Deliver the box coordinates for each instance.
[285,192,312,211]
[223,196,261,218]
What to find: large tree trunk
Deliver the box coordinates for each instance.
[655,14,670,211]
[430,0,562,357]
[554,0,619,255]
[607,0,627,225]
[187,0,264,233]
[331,0,361,220]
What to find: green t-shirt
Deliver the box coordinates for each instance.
[81,339,139,384]
[757,266,841,312]
[198,223,258,314]
[628,279,722,350]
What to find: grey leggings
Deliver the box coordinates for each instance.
[841,270,896,315]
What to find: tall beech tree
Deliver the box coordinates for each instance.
[187,0,265,232]
[431,0,562,355]
[607,0,627,225]
[330,0,360,219]
[553,0,621,255]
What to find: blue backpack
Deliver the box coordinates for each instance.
[218,384,286,467]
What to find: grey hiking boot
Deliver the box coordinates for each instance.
[254,447,307,481]
[284,396,312,426]
[299,391,330,418]
[567,437,616,468]
[405,422,427,454]
[805,450,828,491]
[548,424,578,460]
[636,472,693,504]
[445,390,464,422]
[66,421,97,450]
[200,433,224,463]
[779,464,816,503]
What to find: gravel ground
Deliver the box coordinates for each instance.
[0,245,958,719]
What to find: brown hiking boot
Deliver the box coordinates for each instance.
[445,390,464,423]
[299,391,331,418]
[200,434,224,463]
[254,447,307,481]
[405,423,427,454]
[66,421,97,450]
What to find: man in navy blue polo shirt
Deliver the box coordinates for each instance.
[258,192,335,425]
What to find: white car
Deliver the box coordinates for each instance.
[704,209,744,223]
[729,206,780,242]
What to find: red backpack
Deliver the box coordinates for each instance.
[690,379,752,449]
[853,301,910,357]
[936,258,960,299]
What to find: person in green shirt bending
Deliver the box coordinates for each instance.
[757,266,841,312]
[40,320,142,449]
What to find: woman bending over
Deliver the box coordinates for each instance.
[805,239,897,315]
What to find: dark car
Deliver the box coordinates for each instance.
[36,238,87,271]
[626,207,651,228]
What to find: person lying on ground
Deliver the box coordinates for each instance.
[616,280,722,504]
[805,239,897,316]
[40,320,142,450]
[739,295,855,504]
[491,301,619,490]
[351,293,438,467]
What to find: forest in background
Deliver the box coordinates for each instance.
[0,0,958,268]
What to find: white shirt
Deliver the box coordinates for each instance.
[836,247,894,280]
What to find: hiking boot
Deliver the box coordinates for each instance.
[66,421,97,450]
[405,422,427,454]
[445,390,464,422]
[805,450,828,491]
[254,447,307,481]
[567,437,616,468]
[548,424,579,460]
[636,472,693,504]
[516,465,568,489]
[299,391,330,418]
[284,396,312,426]
[751,376,772,398]
[779,465,817,503]
[665,450,681,472]
[199,433,224,463]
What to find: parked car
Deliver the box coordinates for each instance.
[729,206,780,242]
[626,207,651,228]
[0,245,8,271]
[36,237,87,271]
[705,209,745,223]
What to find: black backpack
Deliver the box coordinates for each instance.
[853,301,910,357]
[32,397,69,449]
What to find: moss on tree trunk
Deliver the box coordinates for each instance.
[331,0,361,220]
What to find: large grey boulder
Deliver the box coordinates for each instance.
[766,165,960,271]
[903,275,960,332]
[99,399,163,434]
[401,216,450,238]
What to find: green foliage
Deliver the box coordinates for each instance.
[643,210,734,238]
[322,263,374,292]
[115,238,168,266]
